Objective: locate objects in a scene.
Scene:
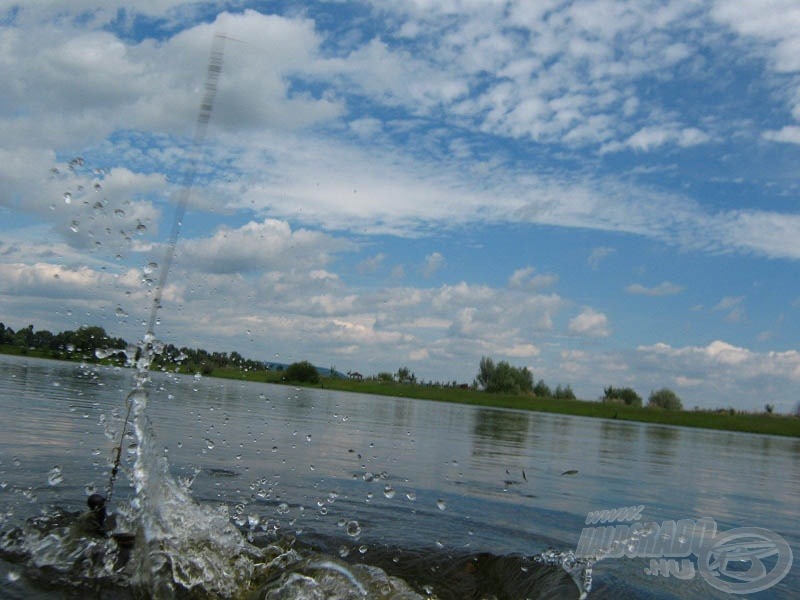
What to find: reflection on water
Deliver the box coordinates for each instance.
[644,425,681,464]
[471,408,530,457]
[0,355,797,599]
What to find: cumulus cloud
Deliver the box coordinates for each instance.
[508,266,558,291]
[421,252,446,278]
[178,219,354,274]
[639,340,800,381]
[568,308,611,338]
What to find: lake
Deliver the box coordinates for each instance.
[0,354,797,598]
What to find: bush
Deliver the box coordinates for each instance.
[603,386,642,407]
[648,388,683,410]
[284,360,320,384]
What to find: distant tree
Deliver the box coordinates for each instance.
[475,356,533,395]
[284,360,320,384]
[377,371,394,382]
[648,388,683,410]
[533,379,552,398]
[603,386,642,407]
[396,366,416,384]
[764,403,774,414]
[554,384,576,400]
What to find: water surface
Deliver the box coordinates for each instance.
[0,355,797,598]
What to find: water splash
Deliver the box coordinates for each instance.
[126,383,269,597]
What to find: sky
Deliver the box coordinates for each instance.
[2,1,800,412]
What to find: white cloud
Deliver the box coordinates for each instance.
[639,340,800,380]
[568,308,611,338]
[588,246,615,269]
[421,252,446,278]
[626,281,684,296]
[763,126,800,144]
[508,266,558,291]
[178,219,354,274]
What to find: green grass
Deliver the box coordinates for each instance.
[206,368,800,438]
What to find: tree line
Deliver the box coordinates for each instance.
[474,356,576,399]
[475,355,683,410]
[1,323,686,409]
[0,322,269,375]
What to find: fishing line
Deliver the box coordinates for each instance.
[147,32,226,336]
[106,32,227,504]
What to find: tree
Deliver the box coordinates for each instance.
[396,366,416,384]
[554,384,576,400]
[284,360,320,384]
[648,388,683,410]
[533,379,552,398]
[603,386,642,407]
[475,356,533,395]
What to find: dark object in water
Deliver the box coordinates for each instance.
[561,469,579,476]
[73,493,109,537]
[291,534,587,600]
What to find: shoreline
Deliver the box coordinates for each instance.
[208,366,800,438]
[2,349,798,438]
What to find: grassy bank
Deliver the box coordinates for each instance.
[207,367,800,438]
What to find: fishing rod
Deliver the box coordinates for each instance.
[105,32,227,506]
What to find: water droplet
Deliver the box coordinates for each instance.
[115,306,128,318]
[359,545,368,554]
[114,208,125,217]
[362,472,374,482]
[63,192,72,204]
[136,221,147,233]
[93,182,102,191]
[47,466,63,486]
[405,492,416,501]
[436,499,447,511]
[70,220,79,233]
[205,438,215,450]
[7,570,21,583]
[338,545,350,558]
[305,434,312,442]
[383,485,395,499]
[276,502,290,515]
[345,520,361,537]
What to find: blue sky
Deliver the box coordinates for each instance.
[2,0,800,412]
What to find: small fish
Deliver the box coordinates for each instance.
[206,468,239,478]
[560,469,579,476]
